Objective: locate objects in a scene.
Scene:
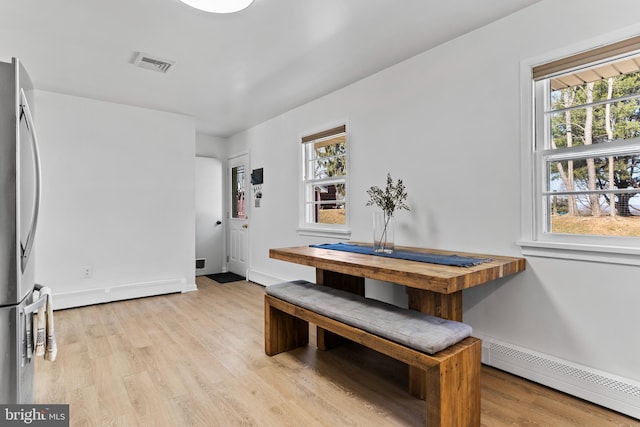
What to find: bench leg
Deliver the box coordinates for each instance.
[316,327,345,350]
[264,297,309,356]
[424,339,481,427]
[407,288,464,399]
[409,366,427,399]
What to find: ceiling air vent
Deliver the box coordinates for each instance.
[133,52,175,73]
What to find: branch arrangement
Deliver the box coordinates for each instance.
[366,173,409,217]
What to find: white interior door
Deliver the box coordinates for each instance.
[228,155,249,277]
[195,157,223,275]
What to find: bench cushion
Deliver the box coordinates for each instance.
[266,280,472,355]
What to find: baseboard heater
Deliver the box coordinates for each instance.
[482,337,640,420]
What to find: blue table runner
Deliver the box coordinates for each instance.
[310,242,491,267]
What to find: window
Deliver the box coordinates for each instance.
[231,164,245,219]
[299,125,350,238]
[522,35,640,263]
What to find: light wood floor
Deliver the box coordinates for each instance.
[36,277,639,426]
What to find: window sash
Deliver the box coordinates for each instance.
[303,132,347,180]
[304,154,347,180]
[303,179,347,225]
[543,188,639,197]
[541,136,640,160]
[546,91,640,115]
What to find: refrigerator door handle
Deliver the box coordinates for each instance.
[22,289,47,315]
[18,88,42,273]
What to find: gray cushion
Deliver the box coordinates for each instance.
[266,280,472,355]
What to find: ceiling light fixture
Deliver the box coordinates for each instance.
[179,0,254,14]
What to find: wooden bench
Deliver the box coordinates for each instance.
[264,281,481,427]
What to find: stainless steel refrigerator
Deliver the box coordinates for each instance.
[0,58,46,404]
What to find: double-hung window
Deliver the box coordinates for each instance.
[299,125,350,238]
[522,35,640,263]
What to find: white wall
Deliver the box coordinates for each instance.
[195,156,224,275]
[227,0,640,394]
[35,91,196,308]
[196,133,227,159]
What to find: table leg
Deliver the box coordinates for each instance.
[316,269,365,294]
[406,288,463,322]
[406,288,463,399]
[315,269,365,350]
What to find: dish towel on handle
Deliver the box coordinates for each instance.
[33,286,58,362]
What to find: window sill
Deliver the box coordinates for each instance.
[518,239,640,266]
[297,226,351,239]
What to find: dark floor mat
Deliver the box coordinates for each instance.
[205,272,246,283]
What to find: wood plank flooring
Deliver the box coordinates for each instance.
[35,277,639,426]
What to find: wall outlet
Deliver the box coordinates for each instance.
[82,266,92,279]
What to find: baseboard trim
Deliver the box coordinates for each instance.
[477,333,640,419]
[246,269,285,287]
[53,278,194,309]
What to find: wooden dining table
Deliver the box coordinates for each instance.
[269,243,526,398]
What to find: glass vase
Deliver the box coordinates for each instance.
[373,211,394,253]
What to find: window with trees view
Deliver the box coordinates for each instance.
[533,37,640,244]
[300,125,348,235]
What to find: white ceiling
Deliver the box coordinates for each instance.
[0,0,540,137]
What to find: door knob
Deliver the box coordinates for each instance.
[242,224,248,229]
